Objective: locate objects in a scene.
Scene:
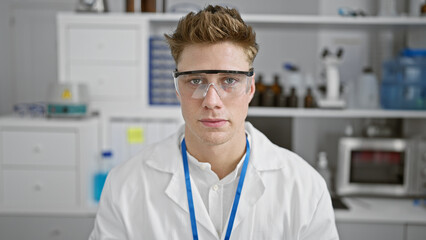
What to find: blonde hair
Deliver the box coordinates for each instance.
[164,5,259,66]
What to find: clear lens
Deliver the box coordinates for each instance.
[175,72,251,99]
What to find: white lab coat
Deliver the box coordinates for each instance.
[89,122,339,240]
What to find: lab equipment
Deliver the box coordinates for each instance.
[94,150,113,202]
[356,67,380,109]
[14,102,46,117]
[76,0,108,12]
[317,48,346,109]
[149,36,179,105]
[47,83,89,118]
[284,63,304,107]
[381,48,426,110]
[316,152,332,193]
[304,87,315,108]
[271,75,283,107]
[286,87,298,108]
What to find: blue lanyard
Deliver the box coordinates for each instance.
[181,137,250,240]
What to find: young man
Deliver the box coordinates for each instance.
[90,5,339,240]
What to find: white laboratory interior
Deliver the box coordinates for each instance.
[0,0,426,239]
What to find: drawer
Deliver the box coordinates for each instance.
[68,27,138,62]
[0,215,95,240]
[69,64,139,99]
[2,169,77,208]
[1,130,76,166]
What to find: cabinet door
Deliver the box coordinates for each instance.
[1,130,76,166]
[336,222,404,240]
[406,224,426,240]
[2,169,77,209]
[68,64,138,99]
[68,27,138,62]
[0,215,95,240]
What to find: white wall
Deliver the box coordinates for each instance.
[0,0,125,116]
[0,0,13,115]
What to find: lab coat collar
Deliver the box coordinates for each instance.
[145,122,286,174]
[245,122,286,171]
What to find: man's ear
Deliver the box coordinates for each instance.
[248,73,256,102]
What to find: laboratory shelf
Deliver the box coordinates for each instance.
[248,107,426,118]
[144,13,426,27]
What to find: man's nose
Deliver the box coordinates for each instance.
[202,83,223,108]
[202,83,222,98]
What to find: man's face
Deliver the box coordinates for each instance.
[176,41,255,146]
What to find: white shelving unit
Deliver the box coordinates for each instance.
[248,107,426,118]
[56,12,426,149]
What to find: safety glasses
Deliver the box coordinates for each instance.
[173,68,254,99]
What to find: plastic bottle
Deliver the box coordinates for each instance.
[94,150,113,202]
[356,67,380,109]
[316,152,332,193]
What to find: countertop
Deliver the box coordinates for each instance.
[335,197,426,225]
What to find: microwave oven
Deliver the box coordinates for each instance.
[336,137,426,197]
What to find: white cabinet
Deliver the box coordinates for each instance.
[406,224,426,240]
[0,215,95,240]
[57,14,145,104]
[0,116,99,213]
[337,222,426,240]
[337,222,405,240]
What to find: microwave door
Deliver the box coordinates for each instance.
[351,150,407,196]
[337,138,409,197]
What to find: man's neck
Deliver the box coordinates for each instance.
[184,130,247,180]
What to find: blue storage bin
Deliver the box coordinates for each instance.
[381,49,426,110]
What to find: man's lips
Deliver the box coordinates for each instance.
[199,119,228,128]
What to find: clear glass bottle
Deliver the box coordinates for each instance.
[316,152,332,193]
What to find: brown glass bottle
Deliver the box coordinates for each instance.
[250,74,265,106]
[421,1,426,16]
[262,86,275,107]
[271,75,283,107]
[304,87,315,108]
[126,0,135,12]
[286,87,298,108]
[142,0,156,12]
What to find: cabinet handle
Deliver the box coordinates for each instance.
[33,183,42,191]
[50,229,61,237]
[33,145,42,153]
[97,43,104,50]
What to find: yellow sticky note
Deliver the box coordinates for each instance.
[62,88,72,99]
[127,127,144,144]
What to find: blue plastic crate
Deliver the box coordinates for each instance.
[381,52,426,110]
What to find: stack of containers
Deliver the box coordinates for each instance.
[381,49,426,110]
[149,36,179,105]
